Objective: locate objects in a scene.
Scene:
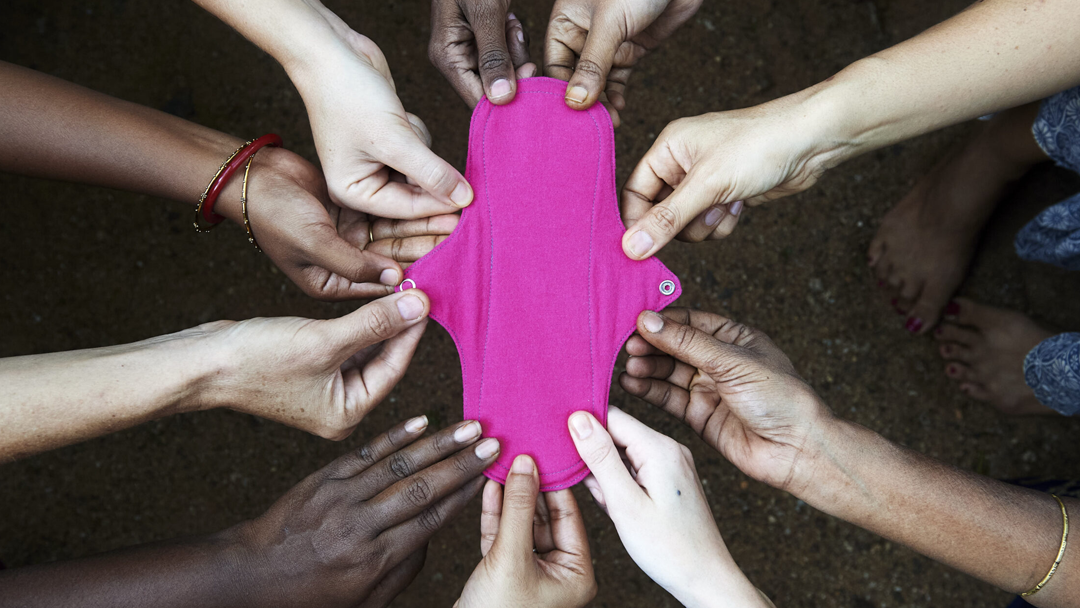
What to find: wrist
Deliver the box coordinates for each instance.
[673,554,770,608]
[163,322,236,414]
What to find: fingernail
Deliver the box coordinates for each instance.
[642,311,664,333]
[905,317,923,333]
[405,416,428,433]
[569,412,593,440]
[380,268,400,286]
[450,181,473,207]
[705,207,724,227]
[454,421,481,443]
[511,454,534,474]
[397,294,424,320]
[729,200,744,216]
[474,438,500,459]
[516,29,525,43]
[565,86,588,104]
[507,12,517,20]
[628,230,654,257]
[490,78,512,100]
[945,301,960,316]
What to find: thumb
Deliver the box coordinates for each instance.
[381,122,475,209]
[491,454,540,559]
[633,310,736,373]
[563,13,623,110]
[330,290,431,356]
[567,411,642,512]
[467,5,518,104]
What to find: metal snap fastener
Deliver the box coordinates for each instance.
[659,280,676,296]
[399,278,417,292]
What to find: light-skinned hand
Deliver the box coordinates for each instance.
[456,455,596,608]
[569,406,771,608]
[195,290,433,440]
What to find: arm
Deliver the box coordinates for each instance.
[191,0,474,217]
[621,308,1079,605]
[0,290,431,462]
[0,60,460,300]
[0,418,502,607]
[621,0,1080,259]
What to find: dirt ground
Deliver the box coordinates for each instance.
[3,0,1080,606]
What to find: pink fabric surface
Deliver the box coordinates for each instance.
[399,77,682,490]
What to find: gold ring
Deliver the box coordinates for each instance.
[368,224,375,245]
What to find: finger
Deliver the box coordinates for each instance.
[479,479,503,557]
[516,62,538,79]
[428,0,485,106]
[330,290,431,355]
[533,488,556,554]
[618,373,691,416]
[506,12,532,69]
[544,17,584,82]
[367,235,451,264]
[357,545,428,608]
[623,179,721,260]
[567,411,642,511]
[490,454,540,558]
[354,420,485,500]
[708,200,743,239]
[344,318,428,413]
[544,489,590,559]
[371,214,459,240]
[563,13,624,110]
[305,226,403,291]
[633,309,741,372]
[624,334,661,356]
[467,2,517,104]
[624,353,675,380]
[381,473,488,562]
[404,112,434,148]
[582,474,607,512]
[321,415,430,479]
[368,436,501,529]
[377,126,474,210]
[679,204,728,242]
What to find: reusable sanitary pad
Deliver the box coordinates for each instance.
[400,77,681,490]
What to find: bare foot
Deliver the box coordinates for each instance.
[935,298,1058,415]
[868,103,1047,334]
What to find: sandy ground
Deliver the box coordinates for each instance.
[2,0,1080,606]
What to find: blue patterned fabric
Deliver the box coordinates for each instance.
[1024,333,1080,416]
[1015,87,1080,415]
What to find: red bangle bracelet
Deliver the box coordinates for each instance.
[194,133,283,231]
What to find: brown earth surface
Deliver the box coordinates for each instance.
[2,0,1080,606]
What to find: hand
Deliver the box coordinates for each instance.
[197,290,432,440]
[620,96,841,260]
[456,455,595,608]
[289,8,474,218]
[568,406,770,608]
[545,0,702,124]
[619,308,834,494]
[429,1,538,107]
[218,146,458,301]
[234,417,502,607]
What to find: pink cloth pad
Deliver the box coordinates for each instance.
[399,77,681,490]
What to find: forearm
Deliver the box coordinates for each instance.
[0,61,247,205]
[0,327,222,462]
[796,0,1080,169]
[0,525,260,608]
[795,417,1078,604]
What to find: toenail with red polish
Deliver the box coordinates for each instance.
[877,280,885,288]
[935,326,943,336]
[905,317,924,333]
[947,365,956,376]
[945,301,960,316]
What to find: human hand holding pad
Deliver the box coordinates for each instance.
[400,77,681,490]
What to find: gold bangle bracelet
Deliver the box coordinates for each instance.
[194,140,251,233]
[241,150,261,252]
[1021,494,1069,597]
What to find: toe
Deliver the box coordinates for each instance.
[867,238,886,267]
[939,342,973,362]
[959,382,992,401]
[934,322,980,345]
[951,297,992,327]
[944,361,972,382]
[908,283,956,335]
